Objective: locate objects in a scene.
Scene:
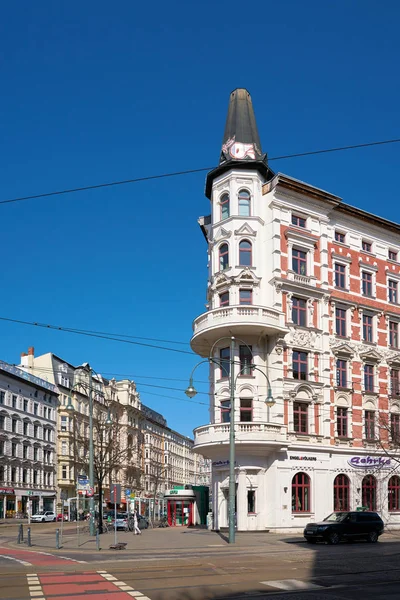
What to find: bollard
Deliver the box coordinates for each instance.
[17,523,23,544]
[56,528,60,550]
[96,531,100,551]
[27,527,32,547]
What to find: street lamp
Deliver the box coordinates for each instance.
[186,336,274,544]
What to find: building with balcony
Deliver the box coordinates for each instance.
[191,88,400,532]
[0,357,58,517]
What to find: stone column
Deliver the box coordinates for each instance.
[236,469,248,531]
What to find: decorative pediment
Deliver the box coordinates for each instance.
[384,350,400,366]
[234,223,257,237]
[330,341,356,357]
[211,272,233,291]
[213,227,232,243]
[358,347,382,363]
[286,327,320,348]
[234,268,261,286]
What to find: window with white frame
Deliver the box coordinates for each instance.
[238,189,251,216]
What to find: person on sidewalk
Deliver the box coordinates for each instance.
[133,510,141,535]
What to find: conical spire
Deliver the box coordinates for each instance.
[220,89,265,164]
[205,89,272,198]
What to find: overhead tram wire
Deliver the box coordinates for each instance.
[1,137,399,206]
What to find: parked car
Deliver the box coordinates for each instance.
[112,512,133,531]
[304,511,384,545]
[31,511,56,523]
[56,513,68,522]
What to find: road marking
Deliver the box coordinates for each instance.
[0,554,32,566]
[261,579,325,591]
[98,572,150,598]
[27,573,45,600]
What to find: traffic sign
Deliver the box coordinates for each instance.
[110,484,121,504]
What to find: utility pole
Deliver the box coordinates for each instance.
[228,336,236,544]
[89,368,95,536]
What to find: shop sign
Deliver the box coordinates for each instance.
[212,460,237,468]
[348,456,392,469]
[289,456,317,461]
[0,488,14,495]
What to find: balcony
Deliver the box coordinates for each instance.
[191,305,287,356]
[193,422,288,458]
[287,271,317,287]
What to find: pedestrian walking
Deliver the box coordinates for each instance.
[133,510,141,535]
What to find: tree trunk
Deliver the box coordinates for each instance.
[98,479,104,534]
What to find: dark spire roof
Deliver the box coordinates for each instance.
[205,88,273,198]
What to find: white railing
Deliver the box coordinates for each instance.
[194,421,287,446]
[193,305,285,334]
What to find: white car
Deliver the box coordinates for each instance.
[31,511,56,523]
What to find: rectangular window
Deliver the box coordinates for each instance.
[239,345,253,376]
[391,414,400,440]
[23,399,28,411]
[0,440,3,455]
[23,445,28,459]
[247,490,256,514]
[389,280,398,304]
[11,468,16,483]
[12,395,17,409]
[293,351,308,380]
[362,240,372,252]
[390,321,399,348]
[293,402,308,433]
[362,271,373,296]
[219,292,229,307]
[336,359,347,388]
[34,447,38,461]
[219,347,230,378]
[62,465,68,479]
[239,289,252,305]
[365,410,375,440]
[363,314,373,342]
[391,369,400,396]
[12,419,17,433]
[23,422,28,435]
[334,263,346,289]
[240,398,253,422]
[0,391,4,405]
[11,442,17,457]
[22,469,27,484]
[61,416,68,432]
[0,416,4,430]
[389,250,398,261]
[335,231,345,243]
[291,214,306,228]
[34,425,38,438]
[337,407,348,437]
[61,441,67,456]
[292,297,307,326]
[33,471,38,485]
[292,249,307,275]
[364,364,374,392]
[335,308,347,337]
[220,400,230,423]
[33,403,38,416]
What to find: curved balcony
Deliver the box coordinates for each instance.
[193,422,288,459]
[190,305,287,356]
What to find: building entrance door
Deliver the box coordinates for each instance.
[167,500,193,526]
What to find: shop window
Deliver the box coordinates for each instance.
[362,314,373,342]
[238,189,251,216]
[336,360,348,388]
[292,472,310,513]
[334,263,346,289]
[220,193,229,220]
[239,289,252,305]
[247,490,256,513]
[335,308,347,337]
[293,351,308,381]
[240,398,253,422]
[219,291,229,307]
[292,249,307,275]
[388,476,400,511]
[292,297,307,326]
[389,280,398,304]
[391,413,400,441]
[333,474,350,511]
[239,240,252,267]
[337,407,348,437]
[362,475,376,510]
[239,345,253,375]
[390,321,399,348]
[220,400,230,423]
[364,410,375,440]
[362,271,373,297]
[293,401,308,434]
[219,244,229,271]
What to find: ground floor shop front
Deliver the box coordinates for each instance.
[210,448,400,532]
[0,487,56,518]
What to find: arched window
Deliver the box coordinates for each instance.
[239,240,252,267]
[292,472,310,513]
[388,475,400,511]
[238,189,251,216]
[362,475,377,510]
[333,474,350,511]
[220,193,230,220]
[219,244,229,271]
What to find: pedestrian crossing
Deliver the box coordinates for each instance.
[260,578,326,591]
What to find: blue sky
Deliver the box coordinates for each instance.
[0,0,399,436]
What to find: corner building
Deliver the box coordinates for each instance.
[191,88,400,532]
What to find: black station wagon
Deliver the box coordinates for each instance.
[304,511,384,545]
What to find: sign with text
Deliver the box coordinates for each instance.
[110,484,121,504]
[348,456,392,469]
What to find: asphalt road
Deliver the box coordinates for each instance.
[1,536,400,599]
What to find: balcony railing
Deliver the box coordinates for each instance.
[194,421,287,449]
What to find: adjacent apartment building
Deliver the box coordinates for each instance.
[0,359,58,517]
[191,88,400,532]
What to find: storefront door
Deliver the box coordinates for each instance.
[167,500,193,526]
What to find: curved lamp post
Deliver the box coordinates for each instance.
[186,336,274,544]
